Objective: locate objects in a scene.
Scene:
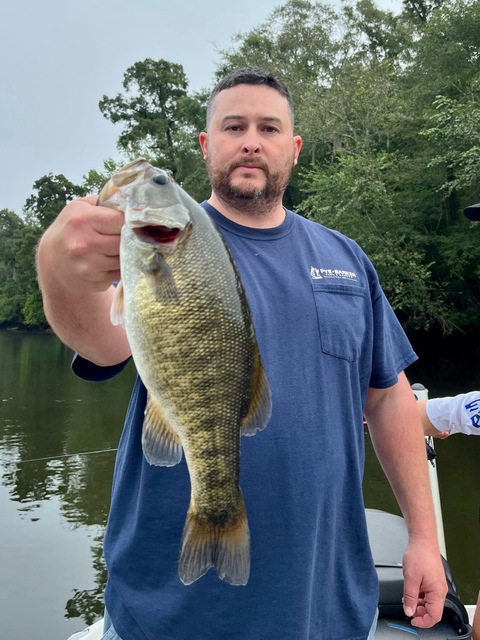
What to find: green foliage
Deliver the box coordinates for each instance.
[24,174,86,229]
[216,0,480,333]
[98,58,209,198]
[405,0,480,97]
[299,152,453,331]
[421,88,480,195]
[217,0,340,84]
[81,157,130,195]
[343,0,414,60]
[0,209,26,325]
[22,289,47,327]
[20,174,87,328]
[99,58,189,167]
[1,0,480,335]
[0,174,86,327]
[14,225,46,328]
[402,0,444,24]
[0,210,24,283]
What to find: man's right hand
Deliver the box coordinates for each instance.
[38,194,124,294]
[37,195,131,366]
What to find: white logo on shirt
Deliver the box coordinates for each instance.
[310,266,358,282]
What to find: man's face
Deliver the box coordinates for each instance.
[199,84,302,210]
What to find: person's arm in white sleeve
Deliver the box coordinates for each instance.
[419,392,480,437]
[417,400,450,438]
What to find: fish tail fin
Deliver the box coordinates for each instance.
[178,494,250,586]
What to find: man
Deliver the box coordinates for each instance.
[37,67,446,640]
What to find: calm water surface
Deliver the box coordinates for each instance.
[0,331,478,640]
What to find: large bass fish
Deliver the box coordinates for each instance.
[98,159,272,586]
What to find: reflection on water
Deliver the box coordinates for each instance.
[65,530,107,625]
[0,331,478,640]
[0,330,134,640]
[0,482,103,640]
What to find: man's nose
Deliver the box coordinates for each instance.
[241,130,261,154]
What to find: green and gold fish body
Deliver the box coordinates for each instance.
[98,159,271,585]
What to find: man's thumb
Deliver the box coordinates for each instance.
[402,594,416,618]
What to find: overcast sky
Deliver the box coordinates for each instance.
[1,0,399,215]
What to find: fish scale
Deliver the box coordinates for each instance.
[97,158,272,586]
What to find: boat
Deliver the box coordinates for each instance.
[67,383,476,639]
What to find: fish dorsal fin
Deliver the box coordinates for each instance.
[142,394,183,466]
[110,280,125,327]
[241,348,272,437]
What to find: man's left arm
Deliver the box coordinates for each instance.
[365,371,447,628]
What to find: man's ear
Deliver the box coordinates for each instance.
[199,132,208,160]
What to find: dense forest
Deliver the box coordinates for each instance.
[1,0,479,351]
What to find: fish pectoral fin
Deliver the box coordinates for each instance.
[110,280,125,327]
[144,253,179,302]
[178,493,250,586]
[241,348,272,437]
[142,395,183,466]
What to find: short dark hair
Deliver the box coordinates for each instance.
[206,66,294,129]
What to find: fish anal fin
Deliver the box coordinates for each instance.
[178,493,250,586]
[142,395,183,466]
[110,280,125,327]
[241,348,272,437]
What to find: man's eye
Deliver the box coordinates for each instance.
[226,125,242,132]
[264,126,279,133]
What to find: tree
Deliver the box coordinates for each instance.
[99,58,188,168]
[298,152,453,331]
[0,209,25,325]
[82,158,128,195]
[99,58,210,201]
[16,174,86,327]
[3,1,480,333]
[213,0,480,333]
[216,0,342,205]
[421,82,480,200]
[402,0,444,23]
[24,173,86,229]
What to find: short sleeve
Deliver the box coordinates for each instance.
[369,289,418,389]
[72,353,131,381]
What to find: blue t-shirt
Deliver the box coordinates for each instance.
[74,205,417,640]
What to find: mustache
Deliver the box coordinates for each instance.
[230,158,269,172]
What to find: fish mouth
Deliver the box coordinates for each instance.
[133,225,183,245]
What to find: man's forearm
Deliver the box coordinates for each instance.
[365,373,439,542]
[42,284,130,366]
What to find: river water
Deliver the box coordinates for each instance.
[0,330,479,640]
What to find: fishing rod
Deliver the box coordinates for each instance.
[12,448,118,465]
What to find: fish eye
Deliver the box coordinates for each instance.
[153,174,168,185]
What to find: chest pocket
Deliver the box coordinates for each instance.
[312,283,367,362]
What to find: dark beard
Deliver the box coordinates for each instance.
[206,158,293,215]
